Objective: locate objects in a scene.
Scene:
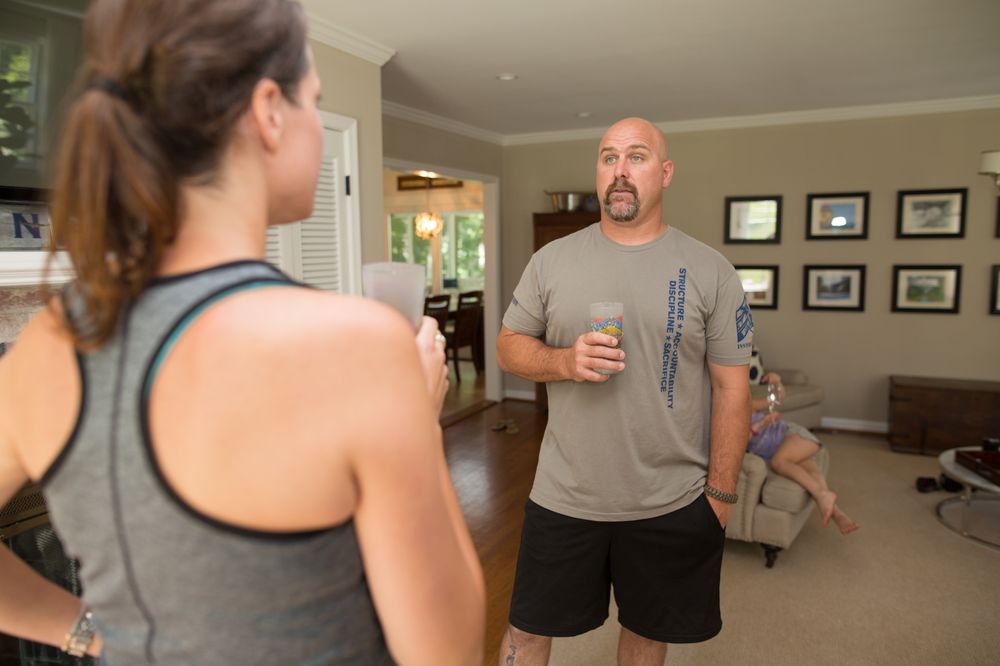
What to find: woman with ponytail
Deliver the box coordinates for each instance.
[0,1,484,664]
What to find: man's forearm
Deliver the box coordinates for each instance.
[496,329,570,383]
[707,385,751,493]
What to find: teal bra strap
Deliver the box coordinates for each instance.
[145,279,292,395]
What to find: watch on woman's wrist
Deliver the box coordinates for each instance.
[62,606,96,657]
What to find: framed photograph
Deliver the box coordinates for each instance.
[896,188,967,238]
[396,175,463,190]
[802,265,866,311]
[735,265,779,310]
[995,197,999,238]
[724,195,781,244]
[990,265,1000,315]
[892,265,961,313]
[806,192,869,239]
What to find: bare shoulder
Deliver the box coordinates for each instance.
[0,300,78,476]
[0,301,72,390]
[184,284,425,411]
[192,285,410,351]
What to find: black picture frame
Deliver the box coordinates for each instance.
[802,265,866,311]
[991,265,1000,315]
[891,264,962,314]
[0,186,48,204]
[724,195,782,244]
[895,188,967,238]
[995,196,999,238]
[396,175,463,191]
[734,265,779,310]
[806,192,869,240]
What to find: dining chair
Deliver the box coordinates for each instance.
[424,294,451,331]
[457,290,483,309]
[445,304,483,383]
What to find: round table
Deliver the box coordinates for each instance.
[937,447,1000,550]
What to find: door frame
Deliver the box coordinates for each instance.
[382,158,501,404]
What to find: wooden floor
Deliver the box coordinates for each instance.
[442,399,546,666]
[441,359,487,422]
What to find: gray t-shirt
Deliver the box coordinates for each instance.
[503,223,753,521]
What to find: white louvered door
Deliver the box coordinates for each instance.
[297,129,343,291]
[265,112,361,294]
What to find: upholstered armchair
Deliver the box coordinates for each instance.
[750,367,824,430]
[726,442,829,567]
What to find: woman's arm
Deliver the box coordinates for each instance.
[338,307,484,666]
[750,372,785,411]
[0,349,102,657]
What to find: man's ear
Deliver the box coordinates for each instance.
[246,78,284,152]
[662,159,675,188]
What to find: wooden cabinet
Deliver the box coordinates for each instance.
[889,375,1000,455]
[531,212,600,408]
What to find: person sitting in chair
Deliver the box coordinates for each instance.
[749,369,859,536]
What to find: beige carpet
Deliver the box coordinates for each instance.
[548,432,1000,665]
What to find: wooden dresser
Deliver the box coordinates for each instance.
[531,211,600,408]
[888,375,1000,455]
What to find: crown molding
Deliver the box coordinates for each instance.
[382,101,505,145]
[383,94,1000,147]
[653,93,1000,136]
[306,13,395,66]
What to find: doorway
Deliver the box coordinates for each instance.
[382,162,501,423]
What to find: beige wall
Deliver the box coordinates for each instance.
[310,40,385,263]
[383,116,503,180]
[501,109,1000,426]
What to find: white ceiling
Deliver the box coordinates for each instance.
[303,0,1000,140]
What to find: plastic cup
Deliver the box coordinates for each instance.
[590,301,623,375]
[361,262,426,330]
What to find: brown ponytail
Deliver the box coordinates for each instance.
[46,0,308,349]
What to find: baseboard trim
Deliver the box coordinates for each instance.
[820,417,888,434]
[504,389,537,402]
[440,399,497,429]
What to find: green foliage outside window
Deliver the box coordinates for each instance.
[0,40,37,168]
[388,212,484,288]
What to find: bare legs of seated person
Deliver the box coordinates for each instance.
[769,435,860,535]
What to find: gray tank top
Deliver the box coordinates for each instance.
[40,261,394,665]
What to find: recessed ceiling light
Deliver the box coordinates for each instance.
[496,73,518,81]
[577,111,591,118]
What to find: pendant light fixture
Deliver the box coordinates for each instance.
[414,176,444,240]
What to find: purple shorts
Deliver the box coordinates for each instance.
[747,412,788,462]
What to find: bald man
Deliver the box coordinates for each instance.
[496,118,752,665]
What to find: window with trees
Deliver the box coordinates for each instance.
[389,211,484,291]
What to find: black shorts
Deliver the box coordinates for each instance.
[508,495,725,643]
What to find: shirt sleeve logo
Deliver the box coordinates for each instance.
[736,294,754,343]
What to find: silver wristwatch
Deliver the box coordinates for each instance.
[62,606,96,657]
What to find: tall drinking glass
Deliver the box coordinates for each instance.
[361,262,426,330]
[590,301,623,375]
[767,381,782,413]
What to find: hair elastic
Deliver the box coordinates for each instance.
[87,77,129,102]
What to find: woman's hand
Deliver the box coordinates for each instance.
[756,411,783,429]
[415,316,449,412]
